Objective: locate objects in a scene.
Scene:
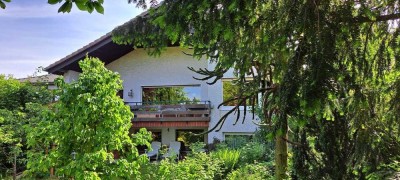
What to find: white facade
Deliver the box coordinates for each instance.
[63,47,259,144]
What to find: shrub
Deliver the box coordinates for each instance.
[140,152,224,180]
[227,162,273,180]
[224,136,249,149]
[239,142,266,165]
[211,149,241,172]
[366,157,400,180]
[190,142,206,153]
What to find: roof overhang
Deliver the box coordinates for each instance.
[44,33,134,75]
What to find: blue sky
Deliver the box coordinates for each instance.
[0,1,144,78]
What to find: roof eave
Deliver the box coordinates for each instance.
[44,33,112,74]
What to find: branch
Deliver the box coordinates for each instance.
[281,137,305,147]
[188,67,228,85]
[252,120,272,127]
[363,13,400,22]
[351,13,400,23]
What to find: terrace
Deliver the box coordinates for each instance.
[127,101,211,122]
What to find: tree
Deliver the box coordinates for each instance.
[0,75,54,179]
[25,57,152,179]
[111,1,400,179]
[0,75,53,110]
[3,0,400,179]
[0,109,24,180]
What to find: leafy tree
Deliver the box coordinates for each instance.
[3,0,400,179]
[0,109,24,179]
[110,1,400,179]
[0,75,53,110]
[0,75,54,179]
[26,57,152,179]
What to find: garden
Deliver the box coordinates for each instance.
[1,57,399,179]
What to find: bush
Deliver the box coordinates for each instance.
[366,157,400,180]
[227,162,273,180]
[190,142,206,153]
[239,142,266,165]
[224,136,249,149]
[211,149,241,172]
[140,152,224,180]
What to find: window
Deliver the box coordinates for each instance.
[223,80,253,106]
[142,85,201,104]
[117,90,123,99]
[151,131,162,142]
[224,133,254,149]
[176,129,205,150]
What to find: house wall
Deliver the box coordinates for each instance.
[106,47,209,102]
[206,76,260,142]
[64,70,80,83]
[62,47,260,144]
[162,128,176,145]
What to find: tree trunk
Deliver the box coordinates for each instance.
[13,152,17,180]
[275,125,288,180]
[50,144,55,177]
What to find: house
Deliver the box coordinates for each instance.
[44,13,259,148]
[18,74,60,90]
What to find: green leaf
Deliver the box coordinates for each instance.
[75,1,87,11]
[48,0,62,5]
[0,1,5,9]
[58,1,72,13]
[86,2,94,13]
[93,2,104,14]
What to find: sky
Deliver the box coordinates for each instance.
[0,1,144,78]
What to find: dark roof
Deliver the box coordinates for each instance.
[44,9,153,75]
[44,33,134,75]
[18,74,60,85]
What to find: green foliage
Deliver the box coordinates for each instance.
[142,87,191,104]
[0,75,54,110]
[0,74,54,177]
[366,157,400,180]
[0,109,25,172]
[238,142,266,165]
[223,135,250,149]
[0,0,10,9]
[112,1,400,179]
[140,152,224,180]
[3,0,399,178]
[189,142,206,153]
[222,81,254,106]
[211,149,241,173]
[47,0,105,14]
[25,57,152,179]
[24,103,57,178]
[226,162,273,180]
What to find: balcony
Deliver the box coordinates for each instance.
[126,101,211,122]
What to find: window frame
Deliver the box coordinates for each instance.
[220,79,254,111]
[141,84,201,103]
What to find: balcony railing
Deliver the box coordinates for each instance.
[126,101,211,122]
